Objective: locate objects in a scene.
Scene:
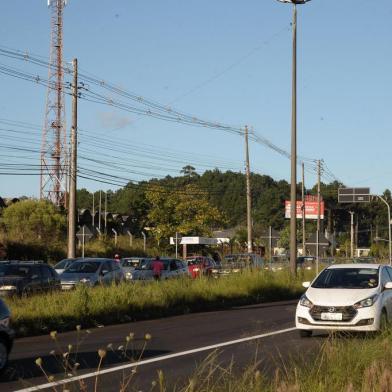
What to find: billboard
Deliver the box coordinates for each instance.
[285,199,324,220]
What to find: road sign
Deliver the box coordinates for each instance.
[76,225,94,242]
[338,188,371,203]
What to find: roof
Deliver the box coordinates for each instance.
[327,263,381,269]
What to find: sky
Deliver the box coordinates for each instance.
[0,0,391,198]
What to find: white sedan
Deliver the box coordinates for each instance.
[296,263,392,337]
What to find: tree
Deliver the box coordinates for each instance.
[1,199,66,243]
[180,165,198,178]
[145,184,226,245]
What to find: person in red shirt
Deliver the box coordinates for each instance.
[114,254,121,263]
[151,256,164,280]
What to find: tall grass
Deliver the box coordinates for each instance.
[7,270,310,337]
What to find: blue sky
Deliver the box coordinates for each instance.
[0,0,391,197]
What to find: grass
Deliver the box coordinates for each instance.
[7,270,311,337]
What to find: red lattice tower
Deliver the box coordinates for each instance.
[40,0,68,207]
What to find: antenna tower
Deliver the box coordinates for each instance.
[40,0,68,207]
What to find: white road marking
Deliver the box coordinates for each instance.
[15,326,296,392]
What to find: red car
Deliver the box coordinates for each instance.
[186,256,218,278]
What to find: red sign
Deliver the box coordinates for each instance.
[285,199,324,220]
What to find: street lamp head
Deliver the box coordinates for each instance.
[276,0,311,4]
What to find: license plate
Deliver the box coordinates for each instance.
[62,285,74,290]
[321,312,343,321]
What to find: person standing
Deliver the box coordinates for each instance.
[151,256,164,280]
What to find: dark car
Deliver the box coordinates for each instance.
[296,256,316,270]
[212,254,264,277]
[0,298,14,372]
[0,261,61,296]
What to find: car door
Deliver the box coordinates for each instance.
[381,267,392,318]
[384,267,392,318]
[101,261,113,285]
[40,265,53,291]
[30,265,43,293]
[169,259,179,278]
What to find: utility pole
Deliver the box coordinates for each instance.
[316,159,321,274]
[269,225,273,270]
[92,192,95,228]
[67,58,78,258]
[376,195,392,266]
[276,0,312,277]
[289,3,298,276]
[301,162,306,256]
[349,211,355,259]
[98,190,102,232]
[244,125,253,253]
[104,192,107,234]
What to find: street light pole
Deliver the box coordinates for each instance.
[276,0,311,276]
[377,195,392,266]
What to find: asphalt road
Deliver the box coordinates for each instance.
[0,299,323,391]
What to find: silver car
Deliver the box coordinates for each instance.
[60,258,124,290]
[131,258,188,281]
[121,257,152,281]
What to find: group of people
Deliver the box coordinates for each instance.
[113,254,164,280]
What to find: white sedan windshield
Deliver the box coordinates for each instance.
[312,268,379,289]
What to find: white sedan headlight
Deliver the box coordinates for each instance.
[80,278,90,284]
[299,294,313,308]
[354,294,378,309]
[126,272,132,279]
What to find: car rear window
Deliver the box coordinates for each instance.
[65,262,100,273]
[122,259,141,267]
[0,265,32,277]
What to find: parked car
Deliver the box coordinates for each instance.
[186,256,218,278]
[0,261,60,296]
[0,298,14,372]
[54,258,79,275]
[60,258,124,290]
[296,263,392,337]
[121,257,152,281]
[131,258,188,281]
[297,256,316,270]
[211,254,263,277]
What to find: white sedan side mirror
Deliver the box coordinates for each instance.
[384,282,392,290]
[302,281,310,288]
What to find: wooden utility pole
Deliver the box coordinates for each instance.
[244,126,252,253]
[67,58,78,258]
[301,162,306,256]
[104,192,107,234]
[92,192,95,228]
[98,190,102,232]
[349,211,355,259]
[316,159,321,275]
[289,4,298,276]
